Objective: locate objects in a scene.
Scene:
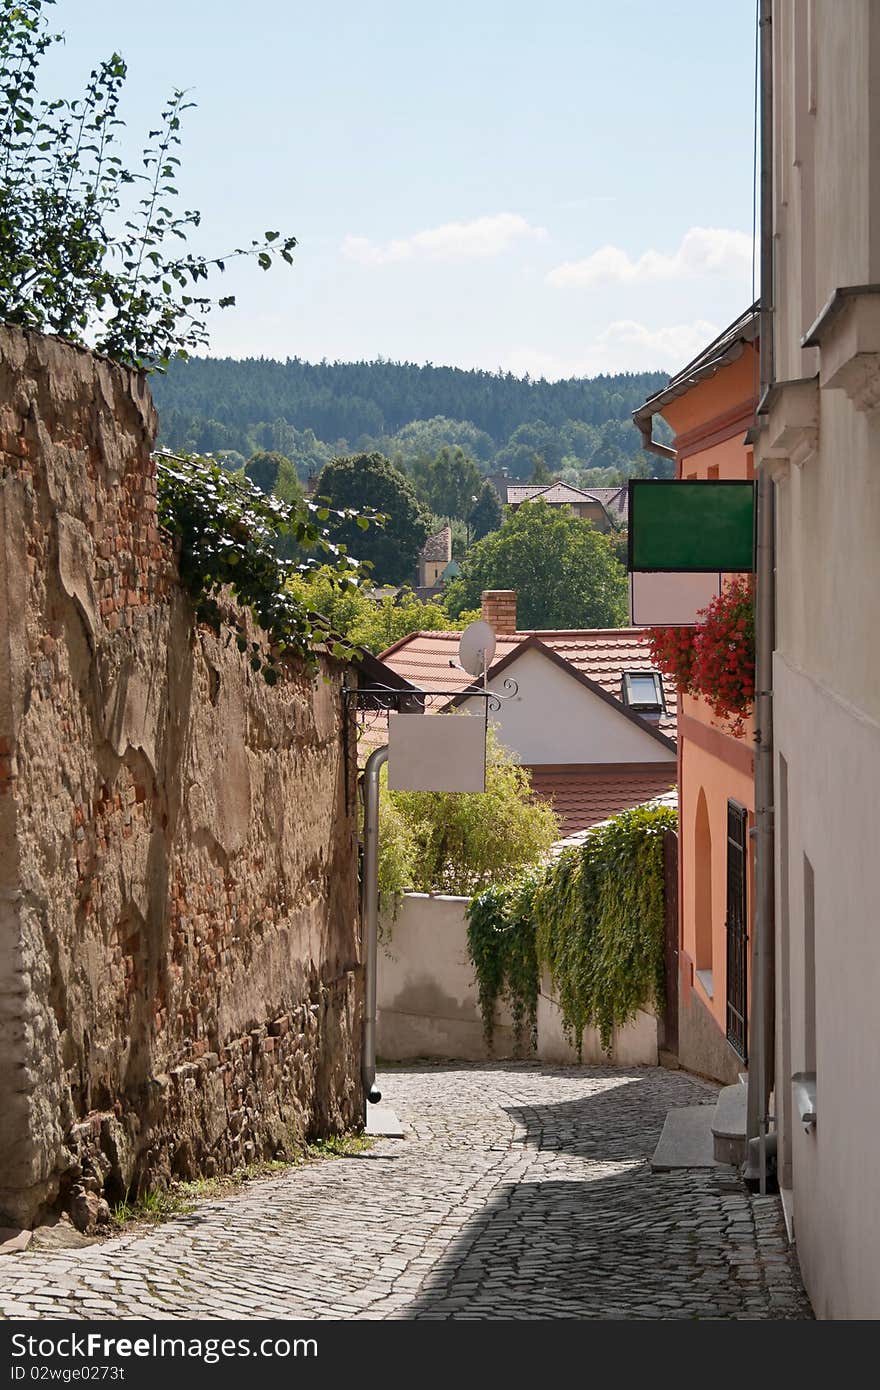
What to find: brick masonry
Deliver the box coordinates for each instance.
[0,327,362,1227]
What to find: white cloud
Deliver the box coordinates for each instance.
[342,213,547,266]
[546,226,753,289]
[501,318,721,380]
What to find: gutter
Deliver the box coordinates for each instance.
[634,414,676,463]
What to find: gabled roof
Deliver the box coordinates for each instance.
[447,633,676,753]
[419,525,453,563]
[506,481,609,506]
[378,627,678,741]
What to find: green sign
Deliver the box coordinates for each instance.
[628,480,755,573]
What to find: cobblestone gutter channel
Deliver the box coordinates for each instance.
[0,1064,812,1321]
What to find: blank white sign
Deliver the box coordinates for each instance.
[630,570,722,627]
[387,713,487,792]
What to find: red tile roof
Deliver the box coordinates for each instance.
[527,763,677,837]
[378,628,678,739]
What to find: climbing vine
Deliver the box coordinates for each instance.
[466,870,542,1056]
[156,451,379,680]
[466,803,677,1056]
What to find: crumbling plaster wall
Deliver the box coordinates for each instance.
[0,327,362,1227]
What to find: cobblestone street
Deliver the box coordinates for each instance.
[0,1064,811,1320]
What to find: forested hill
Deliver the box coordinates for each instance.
[151,356,672,481]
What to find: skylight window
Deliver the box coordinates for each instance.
[621,670,666,717]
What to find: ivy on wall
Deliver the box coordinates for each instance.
[466,803,677,1056]
[156,451,378,679]
[466,870,542,1057]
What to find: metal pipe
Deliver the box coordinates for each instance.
[360,744,387,1108]
[746,0,776,1194]
[635,415,676,462]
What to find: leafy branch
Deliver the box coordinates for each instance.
[0,0,296,367]
[156,451,380,680]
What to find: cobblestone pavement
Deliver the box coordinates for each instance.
[0,1064,811,1320]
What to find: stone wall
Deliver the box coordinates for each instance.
[0,328,362,1228]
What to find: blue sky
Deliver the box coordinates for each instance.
[42,0,758,377]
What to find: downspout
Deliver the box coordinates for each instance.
[745,0,776,1194]
[635,414,676,464]
[360,744,387,1108]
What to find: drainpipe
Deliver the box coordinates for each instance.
[360,744,387,1109]
[745,0,776,1194]
[635,415,676,463]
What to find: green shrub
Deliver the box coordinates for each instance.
[377,726,559,899]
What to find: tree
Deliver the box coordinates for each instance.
[530,454,554,485]
[286,566,479,654]
[314,452,431,585]
[245,450,290,494]
[378,725,560,898]
[468,480,502,541]
[444,500,628,630]
[0,0,296,367]
[409,445,481,520]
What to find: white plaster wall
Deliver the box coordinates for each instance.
[773,652,880,1319]
[377,894,658,1068]
[459,646,672,765]
[537,970,658,1066]
[377,894,517,1061]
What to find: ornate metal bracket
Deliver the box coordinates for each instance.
[344,676,518,715]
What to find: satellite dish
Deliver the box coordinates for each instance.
[458,620,496,678]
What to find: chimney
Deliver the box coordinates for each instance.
[481,590,517,635]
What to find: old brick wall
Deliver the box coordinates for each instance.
[0,327,362,1228]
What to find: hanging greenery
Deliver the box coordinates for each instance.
[466,802,677,1056]
[466,870,542,1056]
[156,451,378,680]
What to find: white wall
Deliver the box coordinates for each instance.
[773,655,880,1320]
[459,645,673,765]
[377,894,658,1067]
[766,2,880,1318]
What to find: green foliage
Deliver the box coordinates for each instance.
[0,0,295,367]
[465,802,677,1054]
[315,452,430,585]
[245,450,289,494]
[285,565,478,655]
[468,480,503,541]
[535,804,676,1052]
[151,359,670,477]
[378,726,559,898]
[156,452,375,679]
[466,872,542,1055]
[409,446,481,521]
[444,500,628,629]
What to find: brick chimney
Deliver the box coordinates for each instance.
[481,590,517,635]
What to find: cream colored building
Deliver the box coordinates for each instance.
[754,0,880,1319]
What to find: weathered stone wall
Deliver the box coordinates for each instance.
[0,327,362,1227]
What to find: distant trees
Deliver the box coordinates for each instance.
[286,566,480,654]
[409,446,482,521]
[151,358,670,478]
[469,481,503,541]
[314,453,431,585]
[444,500,628,630]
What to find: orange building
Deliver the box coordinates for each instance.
[634,307,758,1083]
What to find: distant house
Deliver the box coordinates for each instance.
[505,481,613,531]
[416,525,453,589]
[377,590,677,836]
